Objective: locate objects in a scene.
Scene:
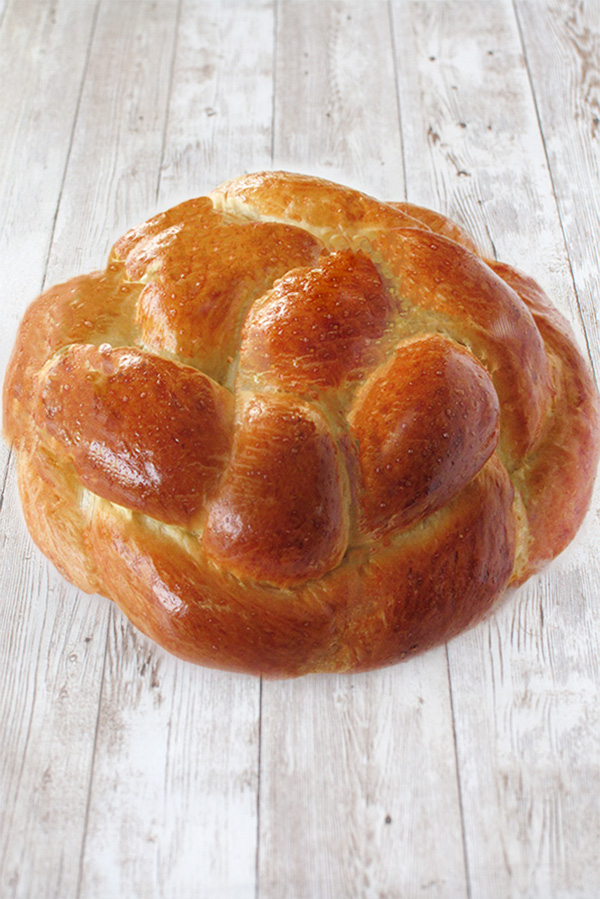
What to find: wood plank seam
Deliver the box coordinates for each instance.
[255,677,263,899]
[512,0,599,385]
[387,0,408,200]
[40,0,102,295]
[75,629,109,899]
[33,5,105,886]
[0,0,101,499]
[256,6,279,893]
[388,5,471,896]
[446,644,473,899]
[270,0,279,167]
[0,447,12,515]
[156,0,183,204]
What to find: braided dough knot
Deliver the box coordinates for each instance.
[4,171,599,675]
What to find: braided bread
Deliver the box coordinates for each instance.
[4,171,599,676]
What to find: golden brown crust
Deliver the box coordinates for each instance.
[202,392,350,586]
[371,228,554,466]
[114,196,323,382]
[3,171,599,676]
[387,201,480,254]
[210,170,424,239]
[3,266,140,444]
[487,261,600,580]
[348,334,501,539]
[35,344,235,528]
[240,249,393,395]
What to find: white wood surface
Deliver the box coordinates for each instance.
[1,1,598,897]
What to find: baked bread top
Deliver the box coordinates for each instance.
[4,171,599,676]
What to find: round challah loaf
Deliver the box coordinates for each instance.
[4,171,599,676]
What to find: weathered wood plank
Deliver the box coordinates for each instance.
[37,0,181,890]
[515,0,600,376]
[0,0,99,476]
[77,2,272,895]
[260,656,468,899]
[0,3,105,897]
[0,0,99,338]
[0,467,109,899]
[391,1,600,896]
[45,0,179,282]
[259,3,468,897]
[271,0,405,199]
[159,0,275,205]
[79,616,260,899]
[392,0,577,301]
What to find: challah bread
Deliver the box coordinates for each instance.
[4,171,599,676]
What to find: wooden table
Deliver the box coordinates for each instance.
[1,1,599,896]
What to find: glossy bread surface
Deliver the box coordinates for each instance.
[4,171,600,676]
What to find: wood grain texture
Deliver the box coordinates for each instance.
[515,0,600,378]
[159,0,275,204]
[0,0,98,483]
[45,0,180,280]
[0,0,98,332]
[391,1,600,896]
[0,3,107,896]
[78,617,259,899]
[1,0,599,897]
[272,0,404,197]
[1,1,262,896]
[257,2,468,896]
[0,467,108,899]
[64,1,267,895]
[259,657,468,898]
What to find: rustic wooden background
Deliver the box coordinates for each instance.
[1,0,599,897]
